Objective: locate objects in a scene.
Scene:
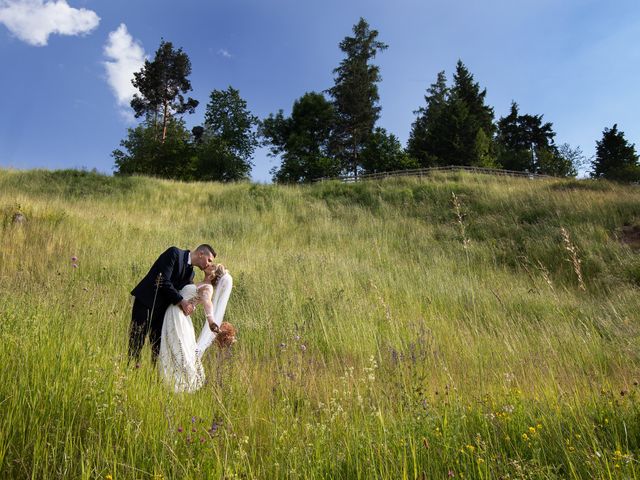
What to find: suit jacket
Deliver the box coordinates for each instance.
[131,247,195,311]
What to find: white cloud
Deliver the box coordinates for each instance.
[103,23,146,121]
[0,0,99,46]
[218,48,232,58]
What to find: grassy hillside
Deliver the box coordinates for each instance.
[1,169,639,479]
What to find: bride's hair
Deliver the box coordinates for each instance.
[208,264,227,286]
[215,322,236,348]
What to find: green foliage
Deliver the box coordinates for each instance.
[113,118,196,179]
[2,169,640,478]
[328,18,388,177]
[131,39,199,143]
[262,92,340,183]
[360,127,419,173]
[591,124,640,181]
[408,62,496,167]
[407,71,450,167]
[195,87,259,182]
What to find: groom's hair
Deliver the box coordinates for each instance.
[196,244,217,258]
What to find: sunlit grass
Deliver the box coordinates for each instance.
[1,169,639,478]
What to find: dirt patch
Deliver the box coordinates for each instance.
[621,224,640,251]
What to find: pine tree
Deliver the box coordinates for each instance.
[592,124,640,181]
[407,71,450,166]
[496,102,558,173]
[448,60,495,166]
[328,18,388,178]
[130,40,198,143]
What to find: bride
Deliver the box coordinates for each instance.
[158,263,235,392]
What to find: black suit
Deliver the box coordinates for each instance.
[128,247,195,364]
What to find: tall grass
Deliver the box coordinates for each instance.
[1,169,639,478]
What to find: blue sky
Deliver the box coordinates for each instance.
[1,0,639,182]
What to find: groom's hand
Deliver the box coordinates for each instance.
[179,300,194,316]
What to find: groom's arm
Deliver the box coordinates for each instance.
[155,247,185,306]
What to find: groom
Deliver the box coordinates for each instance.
[128,244,217,364]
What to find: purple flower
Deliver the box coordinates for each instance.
[191,416,196,424]
[72,264,78,268]
[177,426,183,433]
[71,256,78,262]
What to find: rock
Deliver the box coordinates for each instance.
[12,212,26,224]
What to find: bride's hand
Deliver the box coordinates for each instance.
[209,322,220,333]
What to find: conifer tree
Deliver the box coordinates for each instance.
[328,18,388,178]
[130,40,198,143]
[591,124,640,181]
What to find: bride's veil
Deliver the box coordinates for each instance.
[195,273,233,357]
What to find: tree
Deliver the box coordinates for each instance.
[195,87,259,181]
[407,71,450,167]
[360,128,419,174]
[591,124,640,181]
[447,60,495,166]
[261,92,340,183]
[113,117,195,179]
[495,102,559,173]
[327,18,388,178]
[131,40,198,143]
[408,62,495,167]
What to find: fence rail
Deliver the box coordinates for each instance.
[316,165,557,183]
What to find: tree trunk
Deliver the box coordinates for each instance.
[161,100,169,144]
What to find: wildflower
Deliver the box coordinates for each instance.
[522,433,529,441]
[71,256,78,262]
[448,471,455,478]
[477,458,485,464]
[278,343,286,349]
[536,423,542,430]
[72,264,78,268]
[529,426,536,434]
[300,344,306,352]
[466,444,475,452]
[105,475,112,480]
[177,426,183,433]
[191,416,196,423]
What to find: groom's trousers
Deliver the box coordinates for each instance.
[128,298,165,365]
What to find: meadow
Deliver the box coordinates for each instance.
[0,169,639,479]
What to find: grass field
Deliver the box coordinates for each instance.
[1,169,639,479]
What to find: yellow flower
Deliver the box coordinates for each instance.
[536,423,542,430]
[477,458,485,464]
[466,444,475,452]
[522,433,529,441]
[528,426,536,434]
[105,475,113,480]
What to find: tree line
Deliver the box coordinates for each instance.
[113,19,640,183]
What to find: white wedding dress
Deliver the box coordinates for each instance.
[158,273,233,392]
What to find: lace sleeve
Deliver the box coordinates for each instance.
[197,284,218,328]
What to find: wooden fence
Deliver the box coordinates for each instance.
[316,165,557,183]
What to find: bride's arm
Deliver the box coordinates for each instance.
[199,284,220,333]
